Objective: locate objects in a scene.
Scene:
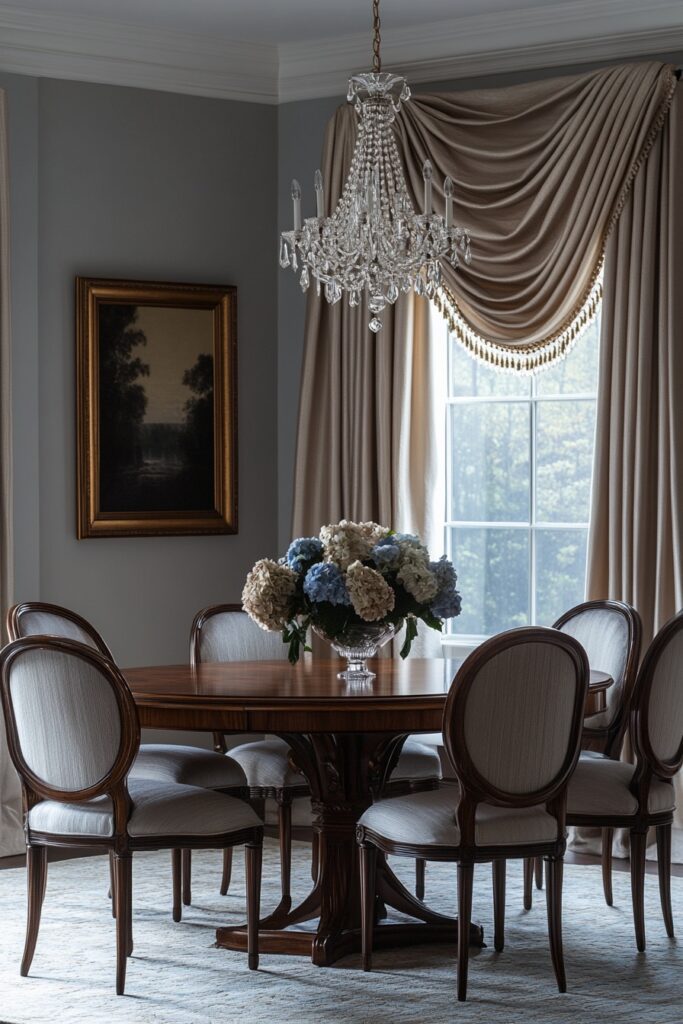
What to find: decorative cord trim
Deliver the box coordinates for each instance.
[434,65,677,374]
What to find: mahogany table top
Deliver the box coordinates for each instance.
[124,658,611,735]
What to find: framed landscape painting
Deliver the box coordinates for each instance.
[76,277,237,538]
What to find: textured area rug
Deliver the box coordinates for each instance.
[0,839,681,1024]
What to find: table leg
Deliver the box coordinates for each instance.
[215,732,483,965]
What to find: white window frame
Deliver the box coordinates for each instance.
[442,332,598,647]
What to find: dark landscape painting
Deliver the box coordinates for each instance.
[77,278,237,538]
[98,303,215,513]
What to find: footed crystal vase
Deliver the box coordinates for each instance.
[313,622,397,683]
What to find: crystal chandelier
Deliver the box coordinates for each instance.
[279,0,471,333]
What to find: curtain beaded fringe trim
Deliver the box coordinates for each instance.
[434,266,604,375]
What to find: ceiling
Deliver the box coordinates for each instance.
[0,0,681,103]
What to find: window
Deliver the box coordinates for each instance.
[441,309,600,638]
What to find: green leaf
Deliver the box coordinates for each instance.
[400,616,418,659]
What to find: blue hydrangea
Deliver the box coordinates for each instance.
[429,556,462,619]
[371,542,401,571]
[303,562,351,606]
[286,536,324,574]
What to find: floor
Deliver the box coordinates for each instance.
[0,837,681,1024]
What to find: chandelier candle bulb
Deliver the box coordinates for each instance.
[314,169,325,217]
[423,160,433,216]
[291,179,302,231]
[444,176,454,229]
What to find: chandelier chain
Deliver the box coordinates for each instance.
[372,0,381,73]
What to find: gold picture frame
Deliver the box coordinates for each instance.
[76,276,238,538]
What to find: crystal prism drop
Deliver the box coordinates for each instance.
[369,317,383,333]
[349,290,360,307]
[386,282,399,303]
[369,294,386,314]
[279,238,290,269]
[300,266,310,291]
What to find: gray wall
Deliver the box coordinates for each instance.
[2,74,278,668]
[276,51,683,548]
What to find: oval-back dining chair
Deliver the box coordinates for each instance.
[357,627,589,1001]
[524,600,641,908]
[7,601,249,922]
[0,636,263,994]
[566,609,682,950]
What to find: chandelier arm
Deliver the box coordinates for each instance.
[372,0,381,73]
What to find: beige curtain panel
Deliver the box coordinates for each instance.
[586,88,683,862]
[0,89,20,858]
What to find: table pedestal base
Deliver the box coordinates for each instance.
[215,732,484,966]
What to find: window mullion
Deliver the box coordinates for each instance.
[530,378,537,626]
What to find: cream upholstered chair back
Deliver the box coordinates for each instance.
[444,627,589,803]
[632,610,683,777]
[190,604,288,666]
[554,600,641,737]
[0,637,138,798]
[8,602,114,661]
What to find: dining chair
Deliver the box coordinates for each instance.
[524,600,641,908]
[7,601,249,921]
[191,604,443,908]
[565,609,682,951]
[357,626,589,1001]
[0,636,263,995]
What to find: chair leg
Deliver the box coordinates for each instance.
[277,793,293,908]
[182,849,192,906]
[109,849,117,918]
[245,842,262,971]
[630,828,647,952]
[21,844,47,978]
[171,849,182,922]
[220,848,233,897]
[523,857,534,910]
[656,823,674,938]
[492,859,506,952]
[545,856,566,993]
[602,827,614,907]
[114,853,132,996]
[457,862,474,1002]
[534,856,543,890]
[415,858,426,901]
[311,830,320,883]
[359,843,377,972]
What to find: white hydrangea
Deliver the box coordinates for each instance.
[397,549,439,603]
[320,520,374,570]
[242,559,298,632]
[346,560,395,621]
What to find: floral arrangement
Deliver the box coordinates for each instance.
[242,520,461,663]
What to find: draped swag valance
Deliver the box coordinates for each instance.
[318,61,676,370]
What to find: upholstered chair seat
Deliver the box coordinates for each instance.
[28,779,260,840]
[131,744,247,790]
[357,627,589,1001]
[228,737,302,789]
[568,755,675,817]
[359,788,559,848]
[390,738,442,781]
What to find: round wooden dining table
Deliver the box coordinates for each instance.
[124,657,612,967]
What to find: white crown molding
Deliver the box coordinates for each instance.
[279,0,683,101]
[0,1,680,105]
[0,5,279,104]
